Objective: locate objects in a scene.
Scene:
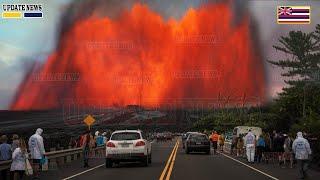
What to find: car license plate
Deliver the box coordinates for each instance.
[196,142,201,145]
[121,144,129,148]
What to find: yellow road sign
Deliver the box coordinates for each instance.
[83,115,95,127]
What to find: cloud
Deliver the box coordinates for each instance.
[0,0,73,109]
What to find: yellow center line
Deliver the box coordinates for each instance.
[165,141,179,180]
[159,140,179,180]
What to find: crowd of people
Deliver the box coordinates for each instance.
[208,131,225,154]
[77,130,110,168]
[0,128,45,180]
[0,128,111,180]
[209,129,313,179]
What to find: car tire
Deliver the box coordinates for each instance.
[105,159,112,168]
[185,147,189,154]
[142,156,149,167]
[206,150,210,155]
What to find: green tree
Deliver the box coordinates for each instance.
[268,25,320,122]
[268,30,320,87]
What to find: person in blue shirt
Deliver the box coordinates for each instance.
[0,135,12,180]
[256,135,266,163]
[96,133,104,147]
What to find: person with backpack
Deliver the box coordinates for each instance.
[292,132,312,179]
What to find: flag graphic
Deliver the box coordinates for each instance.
[277,6,310,24]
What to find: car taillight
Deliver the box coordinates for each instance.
[135,141,145,147]
[106,142,115,148]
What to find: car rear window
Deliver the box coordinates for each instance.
[189,134,208,141]
[111,132,141,141]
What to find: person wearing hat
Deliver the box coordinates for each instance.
[244,129,256,163]
[292,132,312,179]
[28,128,45,179]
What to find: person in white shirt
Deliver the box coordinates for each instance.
[28,128,45,179]
[244,130,256,163]
[292,132,312,179]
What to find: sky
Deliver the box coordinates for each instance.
[0,0,319,109]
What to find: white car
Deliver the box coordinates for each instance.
[105,130,152,168]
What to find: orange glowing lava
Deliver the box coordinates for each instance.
[11,3,266,110]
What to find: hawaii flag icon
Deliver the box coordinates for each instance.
[277,6,310,24]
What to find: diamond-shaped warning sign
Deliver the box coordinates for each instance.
[83,115,95,126]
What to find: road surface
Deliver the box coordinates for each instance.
[39,138,320,180]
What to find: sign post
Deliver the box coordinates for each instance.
[83,115,95,130]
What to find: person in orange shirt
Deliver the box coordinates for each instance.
[210,131,219,155]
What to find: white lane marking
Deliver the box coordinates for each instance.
[219,152,279,180]
[61,164,104,180]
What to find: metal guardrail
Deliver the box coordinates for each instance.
[0,146,105,171]
[0,160,12,171]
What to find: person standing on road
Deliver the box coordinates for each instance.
[218,133,225,152]
[10,138,28,180]
[11,134,20,152]
[210,131,219,155]
[264,133,272,152]
[80,130,93,168]
[96,132,104,147]
[236,135,244,157]
[94,131,100,148]
[292,132,312,179]
[28,128,45,179]
[244,130,256,163]
[256,135,265,163]
[102,132,107,145]
[231,135,237,155]
[0,135,12,180]
[283,134,293,168]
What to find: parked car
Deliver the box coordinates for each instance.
[105,130,152,168]
[184,133,210,154]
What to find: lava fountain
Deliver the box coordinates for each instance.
[11,2,266,110]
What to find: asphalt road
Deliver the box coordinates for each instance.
[39,138,320,180]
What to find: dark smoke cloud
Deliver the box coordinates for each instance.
[59,0,250,34]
